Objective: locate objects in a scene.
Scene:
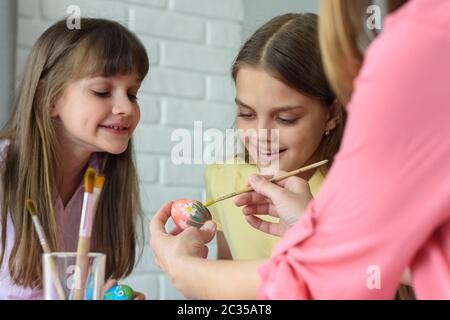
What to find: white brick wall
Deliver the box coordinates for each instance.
[16,0,243,299]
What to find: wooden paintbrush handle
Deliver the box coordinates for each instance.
[73,237,90,300]
[48,255,67,300]
[269,160,329,183]
[204,160,328,207]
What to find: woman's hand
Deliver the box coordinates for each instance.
[149,201,217,284]
[234,172,313,236]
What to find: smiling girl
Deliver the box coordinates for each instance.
[204,13,343,261]
[0,18,148,299]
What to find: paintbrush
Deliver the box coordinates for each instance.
[72,167,96,300]
[26,199,66,300]
[203,159,329,207]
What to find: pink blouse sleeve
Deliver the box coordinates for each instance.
[258,5,450,299]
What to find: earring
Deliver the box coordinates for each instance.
[325,130,331,136]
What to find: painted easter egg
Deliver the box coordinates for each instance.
[103,284,134,300]
[171,199,212,230]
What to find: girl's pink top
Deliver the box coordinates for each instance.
[258,0,450,299]
[0,140,98,299]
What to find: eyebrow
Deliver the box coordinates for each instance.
[235,98,254,111]
[235,98,305,112]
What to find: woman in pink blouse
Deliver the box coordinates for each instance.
[150,0,450,299]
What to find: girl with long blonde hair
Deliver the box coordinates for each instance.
[0,18,149,299]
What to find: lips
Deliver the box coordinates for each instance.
[258,149,286,155]
[99,122,131,135]
[100,124,129,130]
[257,149,287,163]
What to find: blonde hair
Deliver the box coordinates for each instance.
[319,0,414,300]
[319,0,407,105]
[232,13,346,172]
[0,18,149,287]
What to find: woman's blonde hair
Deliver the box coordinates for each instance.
[319,0,407,105]
[232,13,346,172]
[319,0,414,300]
[0,18,149,288]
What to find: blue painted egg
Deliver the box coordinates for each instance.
[104,284,134,300]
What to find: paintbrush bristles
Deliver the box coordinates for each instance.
[25,199,38,216]
[84,167,96,193]
[94,175,105,189]
[26,199,48,245]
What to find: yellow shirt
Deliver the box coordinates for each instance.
[204,158,325,260]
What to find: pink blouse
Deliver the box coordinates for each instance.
[0,140,99,299]
[258,0,450,299]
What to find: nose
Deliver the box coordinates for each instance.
[112,92,135,116]
[257,116,276,132]
[256,119,277,142]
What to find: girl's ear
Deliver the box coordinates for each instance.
[325,99,341,132]
[50,104,59,118]
[50,94,63,118]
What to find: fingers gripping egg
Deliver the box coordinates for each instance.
[171,199,212,230]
